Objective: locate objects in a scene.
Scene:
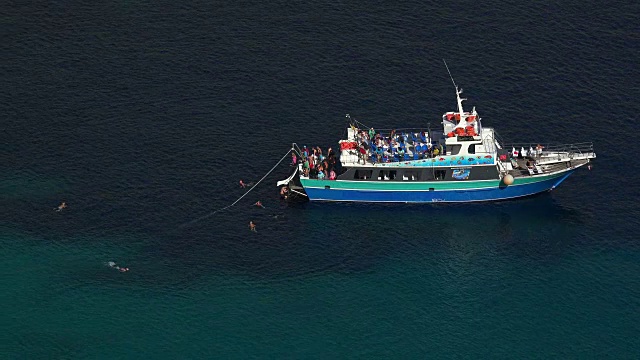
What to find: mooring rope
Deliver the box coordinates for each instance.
[181,148,293,227]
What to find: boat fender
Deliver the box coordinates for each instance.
[503,174,514,185]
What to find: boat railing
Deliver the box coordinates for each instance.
[503,142,595,162]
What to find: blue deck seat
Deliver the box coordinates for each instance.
[404,154,410,161]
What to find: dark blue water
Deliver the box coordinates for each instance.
[3,0,639,358]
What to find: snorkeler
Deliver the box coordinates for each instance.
[249,221,257,232]
[253,201,265,208]
[55,202,67,212]
[239,180,254,188]
[107,261,129,272]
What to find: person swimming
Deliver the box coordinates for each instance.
[107,261,129,272]
[55,202,67,212]
[249,221,257,232]
[239,180,254,188]
[253,201,265,208]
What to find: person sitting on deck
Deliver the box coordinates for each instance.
[376,147,383,162]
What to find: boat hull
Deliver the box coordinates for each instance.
[300,170,575,203]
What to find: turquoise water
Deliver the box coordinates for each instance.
[3,0,639,358]
[3,198,639,357]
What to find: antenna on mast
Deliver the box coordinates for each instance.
[443,59,466,117]
[443,59,457,89]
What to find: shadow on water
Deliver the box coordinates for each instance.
[5,177,591,287]
[140,193,588,283]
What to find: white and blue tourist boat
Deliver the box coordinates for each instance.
[278,78,596,203]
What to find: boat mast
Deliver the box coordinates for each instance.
[443,60,466,121]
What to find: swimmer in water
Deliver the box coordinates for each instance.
[107,261,129,272]
[253,201,265,208]
[249,221,257,232]
[239,180,246,188]
[55,202,67,212]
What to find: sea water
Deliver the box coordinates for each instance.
[2,0,639,358]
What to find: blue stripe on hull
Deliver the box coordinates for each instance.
[304,171,576,203]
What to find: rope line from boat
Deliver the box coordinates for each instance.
[181,148,293,228]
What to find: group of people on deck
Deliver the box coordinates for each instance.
[297,145,337,180]
[353,127,443,164]
[511,144,544,159]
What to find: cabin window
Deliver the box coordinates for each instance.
[448,144,462,155]
[380,170,397,180]
[468,144,476,154]
[403,171,419,181]
[354,170,373,180]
